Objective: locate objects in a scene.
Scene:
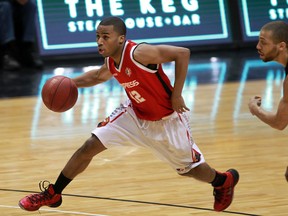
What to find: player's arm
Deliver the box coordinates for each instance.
[248,77,288,130]
[133,43,190,113]
[72,61,113,88]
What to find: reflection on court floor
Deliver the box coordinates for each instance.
[31,58,285,139]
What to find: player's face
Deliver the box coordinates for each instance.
[96,25,124,58]
[256,30,280,62]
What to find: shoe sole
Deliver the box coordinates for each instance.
[18,197,62,211]
[49,197,62,208]
[18,202,40,211]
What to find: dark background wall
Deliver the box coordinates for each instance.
[34,0,287,60]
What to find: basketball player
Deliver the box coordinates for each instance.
[248,21,288,182]
[18,16,239,212]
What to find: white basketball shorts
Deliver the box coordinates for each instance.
[92,100,205,174]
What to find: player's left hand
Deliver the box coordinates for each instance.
[171,95,190,113]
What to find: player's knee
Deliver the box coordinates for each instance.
[80,135,106,157]
[178,170,193,177]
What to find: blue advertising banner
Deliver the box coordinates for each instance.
[239,0,288,41]
[35,0,232,55]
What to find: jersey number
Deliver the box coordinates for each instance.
[129,90,146,103]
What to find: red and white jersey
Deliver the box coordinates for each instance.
[106,40,174,121]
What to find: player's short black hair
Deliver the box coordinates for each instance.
[99,16,126,36]
[262,21,288,45]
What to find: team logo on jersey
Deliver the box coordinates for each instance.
[125,67,132,77]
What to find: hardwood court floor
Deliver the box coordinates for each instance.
[0,51,288,215]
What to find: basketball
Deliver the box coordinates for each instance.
[41,75,78,112]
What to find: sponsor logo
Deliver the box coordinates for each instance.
[121,80,139,89]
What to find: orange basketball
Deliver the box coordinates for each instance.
[41,75,78,112]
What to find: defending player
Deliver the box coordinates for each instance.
[248,21,288,181]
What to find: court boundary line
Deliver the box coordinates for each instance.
[0,204,108,216]
[0,188,261,216]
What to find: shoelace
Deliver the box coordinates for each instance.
[27,180,53,204]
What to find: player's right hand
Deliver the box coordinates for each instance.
[248,96,262,115]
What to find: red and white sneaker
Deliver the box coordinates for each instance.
[213,169,239,211]
[19,181,62,211]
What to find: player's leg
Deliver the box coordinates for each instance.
[18,135,106,211]
[180,161,216,182]
[61,135,106,179]
[181,162,239,212]
[0,2,20,71]
[18,102,141,212]
[151,112,239,212]
[13,0,43,68]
